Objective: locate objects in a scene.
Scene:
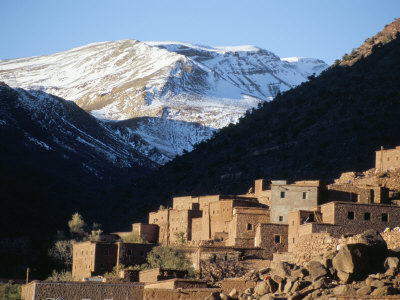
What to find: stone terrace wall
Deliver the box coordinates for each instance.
[287,229,400,266]
[143,288,221,300]
[290,233,341,265]
[22,281,144,300]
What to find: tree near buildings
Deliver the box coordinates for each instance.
[48,240,74,270]
[68,212,87,238]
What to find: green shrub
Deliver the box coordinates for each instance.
[121,232,148,244]
[146,246,192,271]
[0,281,21,300]
[46,270,72,281]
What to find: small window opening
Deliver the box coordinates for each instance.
[280,191,286,198]
[303,192,308,199]
[274,235,281,243]
[247,223,253,230]
[364,212,371,221]
[279,216,283,222]
[347,211,354,220]
[382,213,388,222]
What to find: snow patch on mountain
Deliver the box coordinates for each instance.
[0,40,328,164]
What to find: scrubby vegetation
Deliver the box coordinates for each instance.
[0,282,21,300]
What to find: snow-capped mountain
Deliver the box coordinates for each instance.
[0,82,156,177]
[0,40,328,163]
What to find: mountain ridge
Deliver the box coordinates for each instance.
[0,40,328,164]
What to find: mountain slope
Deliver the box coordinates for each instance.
[0,82,158,240]
[132,19,400,207]
[0,40,327,163]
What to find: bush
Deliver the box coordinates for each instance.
[121,232,148,244]
[146,246,192,271]
[0,281,21,300]
[46,270,72,281]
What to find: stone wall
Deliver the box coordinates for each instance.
[72,241,97,280]
[143,288,221,300]
[22,281,144,300]
[220,279,257,294]
[132,223,159,243]
[227,207,269,247]
[286,229,400,266]
[118,243,155,267]
[255,223,288,259]
[149,209,169,245]
[327,183,389,204]
[376,146,400,171]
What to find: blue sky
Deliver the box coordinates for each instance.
[1,0,399,64]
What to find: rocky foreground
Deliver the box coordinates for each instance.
[208,230,400,299]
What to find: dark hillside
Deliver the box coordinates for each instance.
[133,19,400,209]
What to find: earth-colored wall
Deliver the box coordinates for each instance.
[270,184,319,224]
[22,281,144,300]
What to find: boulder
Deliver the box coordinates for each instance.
[290,280,311,293]
[283,279,293,294]
[254,280,271,296]
[356,285,372,296]
[384,256,400,270]
[333,230,388,282]
[271,261,292,278]
[306,261,328,281]
[332,285,356,296]
[312,277,328,289]
[259,295,275,300]
[370,286,396,296]
[229,288,238,298]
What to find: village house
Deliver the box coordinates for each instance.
[270,180,325,224]
[72,241,155,281]
[376,145,400,171]
[288,201,400,252]
[71,145,400,281]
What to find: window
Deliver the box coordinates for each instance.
[247,223,253,230]
[308,213,315,222]
[382,213,388,222]
[280,191,286,198]
[303,192,308,199]
[292,238,295,243]
[292,221,294,226]
[347,212,354,220]
[364,212,371,221]
[279,216,283,222]
[274,235,281,243]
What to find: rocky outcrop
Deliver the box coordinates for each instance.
[211,230,400,299]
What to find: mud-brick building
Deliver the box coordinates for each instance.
[149,193,267,246]
[226,207,269,247]
[327,183,389,204]
[288,201,400,252]
[376,145,400,171]
[270,180,325,224]
[254,223,288,258]
[72,241,155,281]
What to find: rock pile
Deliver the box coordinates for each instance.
[201,260,246,283]
[209,230,400,299]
